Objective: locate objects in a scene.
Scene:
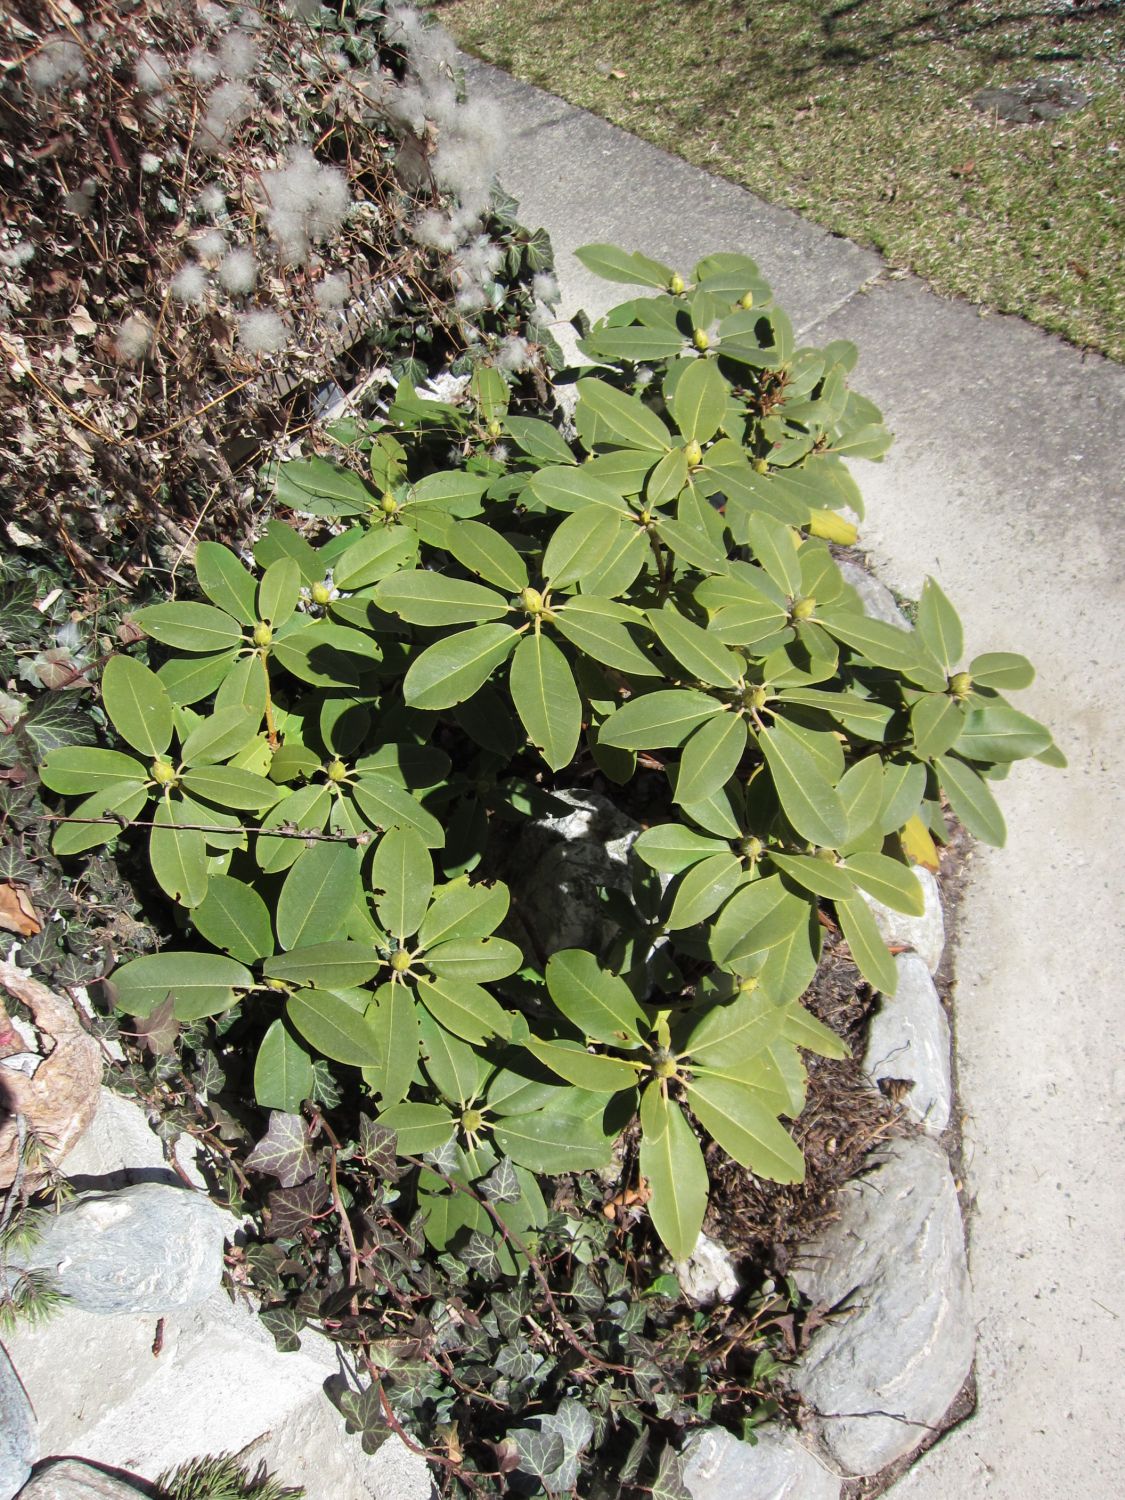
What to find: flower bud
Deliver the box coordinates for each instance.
[739,290,755,310]
[792,596,816,621]
[310,580,333,606]
[326,758,348,783]
[684,440,703,468]
[949,671,973,699]
[252,622,272,648]
[380,494,398,515]
[151,758,177,785]
[692,327,710,352]
[519,587,544,616]
[670,272,685,295]
[390,950,412,973]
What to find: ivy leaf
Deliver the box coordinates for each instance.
[651,1443,692,1500]
[267,1173,330,1238]
[259,1304,307,1354]
[462,1230,502,1279]
[481,1156,521,1204]
[510,632,581,772]
[331,1382,392,1454]
[245,1111,318,1187]
[358,1117,402,1178]
[16,695,98,759]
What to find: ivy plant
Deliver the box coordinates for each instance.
[37,245,1060,1266]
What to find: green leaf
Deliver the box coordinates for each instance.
[545,949,647,1046]
[418,1009,486,1105]
[158,650,241,707]
[553,596,661,678]
[101,656,173,756]
[51,780,149,855]
[598,689,721,750]
[331,527,418,590]
[836,755,886,843]
[257,557,301,630]
[373,571,509,626]
[255,518,320,581]
[820,612,945,689]
[254,1019,315,1112]
[647,606,743,688]
[150,799,209,907]
[40,746,146,794]
[410,470,490,512]
[956,704,1053,763]
[471,363,509,424]
[916,577,963,669]
[685,992,784,1064]
[666,852,744,930]
[417,876,509,948]
[776,687,894,741]
[192,874,274,962]
[780,997,849,1059]
[378,1102,456,1156]
[423,937,523,983]
[256,784,331,874]
[576,377,672,451]
[935,754,1007,845]
[685,1073,804,1182]
[112,951,251,1020]
[526,465,629,514]
[746,513,802,598]
[510,633,581,771]
[287,990,382,1066]
[402,624,518,710]
[632,824,728,874]
[135,603,242,654]
[674,712,747,805]
[194,542,258,625]
[351,775,444,846]
[276,843,358,949]
[654,517,728,574]
[365,982,420,1105]
[275,457,375,517]
[504,416,577,465]
[581,522,647,597]
[968,652,1035,691]
[639,1085,707,1262]
[263,942,381,989]
[179,764,284,811]
[524,1036,639,1093]
[910,692,965,760]
[769,851,857,902]
[543,507,633,589]
[180,706,260,767]
[416,975,512,1044]
[493,1108,614,1174]
[371,827,432,939]
[645,446,689,507]
[709,876,821,1004]
[443,520,529,592]
[844,851,924,915]
[583,323,685,361]
[836,895,898,994]
[671,358,729,443]
[574,243,676,288]
[759,722,848,847]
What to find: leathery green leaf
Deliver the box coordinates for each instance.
[674,712,747,805]
[101,656,173,757]
[191,874,274,962]
[257,557,300,630]
[526,465,630,514]
[443,519,529,593]
[112,950,252,1021]
[639,1085,708,1263]
[574,243,677,288]
[417,1009,486,1106]
[769,852,857,902]
[373,572,510,626]
[254,1019,314,1113]
[135,602,242,654]
[576,377,672,452]
[51,780,149,856]
[524,1037,639,1094]
[916,576,963,669]
[351,775,444,847]
[745,513,802,599]
[545,949,647,1047]
[968,652,1035,691]
[844,851,924,916]
[287,990,382,1067]
[598,689,721,751]
[647,606,743,688]
[422,937,523,983]
[194,542,258,626]
[645,446,689,507]
[956,704,1054,763]
[911,693,965,760]
[179,765,284,812]
[665,852,744,931]
[40,747,147,794]
[180,706,261,767]
[553,596,662,678]
[263,942,381,989]
[378,1101,456,1156]
[331,526,418,590]
[836,895,899,995]
[685,1073,804,1183]
[417,876,509,949]
[632,824,728,874]
[758,721,848,848]
[836,755,885,844]
[365,982,420,1106]
[780,998,849,1060]
[276,842,358,950]
[403,624,518,711]
[935,754,1007,846]
[543,506,632,589]
[150,799,208,908]
[510,632,581,772]
[671,357,729,444]
[371,827,433,940]
[493,1108,615,1175]
[685,992,785,1065]
[415,975,512,1045]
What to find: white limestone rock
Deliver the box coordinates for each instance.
[59,1087,206,1191]
[676,1233,740,1306]
[11,1183,227,1314]
[864,953,952,1134]
[15,1460,149,1496]
[859,865,945,975]
[837,560,910,629]
[0,1344,36,1500]
[683,1425,840,1500]
[791,1136,973,1476]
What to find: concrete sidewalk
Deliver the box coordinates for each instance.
[466,58,1125,1499]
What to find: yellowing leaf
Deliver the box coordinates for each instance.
[900,814,940,870]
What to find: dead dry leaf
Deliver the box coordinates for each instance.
[0,882,41,937]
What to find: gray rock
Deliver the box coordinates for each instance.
[837,560,909,629]
[864,953,952,1134]
[676,1233,739,1306]
[12,1183,226,1314]
[683,1425,840,1500]
[0,1344,36,1500]
[971,78,1090,124]
[15,1459,149,1496]
[859,865,945,974]
[501,789,641,959]
[791,1136,973,1476]
[59,1088,206,1192]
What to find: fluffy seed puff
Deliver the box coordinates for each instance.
[259,146,351,266]
[238,311,288,355]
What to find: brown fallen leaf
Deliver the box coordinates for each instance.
[0,882,41,938]
[951,159,976,178]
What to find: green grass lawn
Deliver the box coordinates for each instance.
[437,0,1125,360]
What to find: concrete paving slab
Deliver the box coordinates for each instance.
[468,60,1125,1500]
